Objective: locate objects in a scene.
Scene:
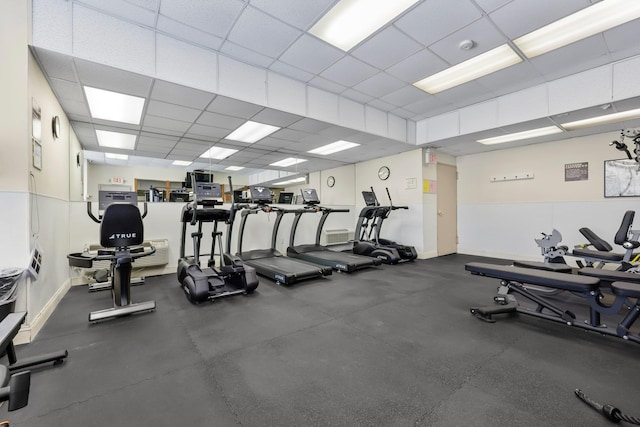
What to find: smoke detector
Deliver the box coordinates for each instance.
[459,40,475,50]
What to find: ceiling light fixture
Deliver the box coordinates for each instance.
[105,153,128,160]
[225,166,245,171]
[308,140,360,155]
[272,177,307,186]
[225,121,281,143]
[96,130,137,150]
[413,44,522,94]
[84,86,145,125]
[477,126,563,145]
[309,0,419,51]
[514,0,640,59]
[561,108,640,130]
[172,160,192,166]
[270,157,307,167]
[199,147,238,160]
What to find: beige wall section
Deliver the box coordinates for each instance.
[457,132,614,204]
[0,0,29,193]
[69,129,84,201]
[456,131,638,262]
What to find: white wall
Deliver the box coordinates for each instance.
[457,131,636,263]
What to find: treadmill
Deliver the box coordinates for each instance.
[236,186,332,286]
[287,189,381,272]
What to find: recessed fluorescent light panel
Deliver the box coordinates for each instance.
[309,0,419,51]
[477,126,562,145]
[105,153,128,160]
[172,160,192,166]
[270,158,307,167]
[225,166,245,171]
[225,121,280,143]
[561,108,640,130]
[308,140,360,155]
[200,147,238,160]
[514,0,640,59]
[414,44,522,94]
[273,177,307,186]
[96,130,137,150]
[84,86,145,125]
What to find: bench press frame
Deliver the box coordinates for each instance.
[466,262,640,345]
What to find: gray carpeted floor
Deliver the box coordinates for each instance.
[2,254,637,426]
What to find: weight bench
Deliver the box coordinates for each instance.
[466,262,640,344]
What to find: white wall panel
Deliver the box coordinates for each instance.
[267,72,307,115]
[218,56,266,106]
[365,106,388,137]
[338,97,366,131]
[388,114,408,143]
[612,56,640,102]
[460,100,498,135]
[497,84,548,126]
[307,87,339,124]
[156,35,218,94]
[426,111,459,142]
[548,65,612,115]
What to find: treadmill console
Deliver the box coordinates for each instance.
[249,186,272,204]
[300,188,320,205]
[98,191,138,211]
[194,182,223,206]
[362,191,378,207]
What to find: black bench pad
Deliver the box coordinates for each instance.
[578,268,640,284]
[572,248,623,261]
[465,262,600,293]
[610,281,640,298]
[512,260,572,273]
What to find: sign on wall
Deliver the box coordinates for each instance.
[564,162,588,182]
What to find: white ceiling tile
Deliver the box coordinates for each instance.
[156,34,218,93]
[220,41,278,68]
[319,56,378,87]
[528,36,610,81]
[395,0,481,47]
[187,123,232,139]
[268,61,315,82]
[489,0,590,38]
[253,137,295,149]
[380,85,428,107]
[251,109,303,127]
[473,0,512,13]
[196,111,245,130]
[385,49,448,83]
[249,0,335,30]
[138,134,179,147]
[60,99,91,117]
[146,100,201,122]
[156,15,224,50]
[32,48,76,82]
[353,73,406,98]
[428,18,508,65]
[159,0,244,38]
[151,80,215,110]
[270,128,311,142]
[72,4,155,76]
[352,26,422,70]
[75,0,157,26]
[603,20,640,58]
[368,99,396,112]
[341,89,375,104]
[75,58,153,97]
[309,76,347,94]
[50,77,84,102]
[207,95,264,119]
[227,6,301,58]
[143,115,192,132]
[278,34,343,74]
[288,118,333,133]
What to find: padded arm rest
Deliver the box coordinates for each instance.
[465,262,600,292]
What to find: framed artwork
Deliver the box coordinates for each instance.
[604,158,640,197]
[33,139,42,170]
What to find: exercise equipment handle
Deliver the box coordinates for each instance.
[86,201,100,223]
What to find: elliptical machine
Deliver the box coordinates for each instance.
[177,176,258,304]
[353,187,417,263]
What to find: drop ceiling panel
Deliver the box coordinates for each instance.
[253,137,295,149]
[156,15,224,50]
[143,115,192,132]
[150,80,215,109]
[158,0,244,38]
[428,18,508,64]
[186,124,231,139]
[75,58,152,97]
[219,41,276,68]
[32,49,76,81]
[309,76,348,94]
[352,73,406,99]
[146,100,201,122]
[138,134,179,147]
[50,77,84,102]
[249,0,335,30]
[277,34,343,74]
[319,56,378,88]
[227,6,302,58]
[251,109,303,128]
[62,100,91,117]
[380,85,429,107]
[394,0,481,47]
[76,0,158,27]
[605,21,640,59]
[385,49,449,83]
[352,26,423,70]
[207,96,264,119]
[288,118,334,133]
[489,0,591,39]
[196,111,245,130]
[268,61,315,82]
[271,128,312,142]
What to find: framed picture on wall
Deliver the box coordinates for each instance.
[33,139,42,170]
[604,158,640,197]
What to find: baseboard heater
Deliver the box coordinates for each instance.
[322,229,353,245]
[89,239,169,269]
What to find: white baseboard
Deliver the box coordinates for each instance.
[15,279,71,345]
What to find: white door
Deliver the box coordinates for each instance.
[437,163,457,256]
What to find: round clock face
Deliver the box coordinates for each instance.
[378,166,390,180]
[327,176,335,187]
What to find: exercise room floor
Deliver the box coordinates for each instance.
[3,254,637,426]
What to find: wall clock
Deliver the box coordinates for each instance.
[327,176,335,187]
[52,115,61,139]
[378,166,390,181]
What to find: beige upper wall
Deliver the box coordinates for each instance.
[0,1,30,192]
[457,132,618,204]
